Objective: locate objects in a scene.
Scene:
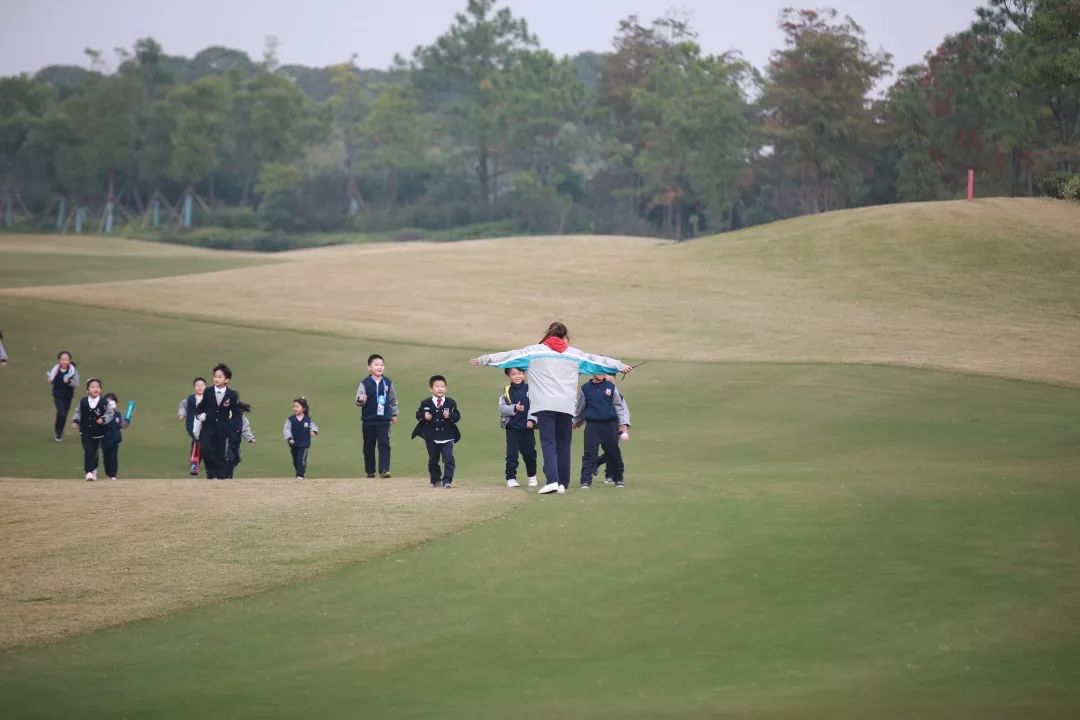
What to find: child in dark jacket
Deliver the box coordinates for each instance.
[574,374,631,488]
[411,375,461,488]
[101,392,131,481]
[499,367,537,488]
[71,377,111,481]
[284,397,319,480]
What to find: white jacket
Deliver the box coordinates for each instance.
[476,344,623,416]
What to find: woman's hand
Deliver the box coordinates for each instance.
[619,364,633,375]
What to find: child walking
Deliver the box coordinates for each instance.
[499,367,537,488]
[194,363,246,480]
[355,353,398,478]
[71,377,111,481]
[411,375,461,488]
[46,350,79,442]
[284,397,319,480]
[595,375,632,484]
[574,374,631,488]
[101,392,131,481]
[178,377,207,475]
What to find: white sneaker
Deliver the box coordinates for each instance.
[109,477,117,481]
[91,470,98,481]
[506,479,520,488]
[296,476,304,481]
[85,472,94,482]
[556,485,566,494]
[539,482,560,495]
[527,476,537,487]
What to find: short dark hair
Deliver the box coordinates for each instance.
[293,396,309,413]
[104,392,118,403]
[57,350,72,360]
[367,353,383,366]
[193,376,207,386]
[213,363,232,380]
[504,367,524,376]
[86,377,101,389]
[429,374,446,387]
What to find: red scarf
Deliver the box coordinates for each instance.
[542,336,568,353]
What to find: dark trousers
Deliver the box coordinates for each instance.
[504,427,537,480]
[54,396,72,438]
[363,422,392,475]
[291,445,309,477]
[103,441,120,478]
[81,434,103,473]
[536,411,573,487]
[426,440,456,485]
[580,420,623,485]
[201,423,234,479]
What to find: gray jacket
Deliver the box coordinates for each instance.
[476,344,623,416]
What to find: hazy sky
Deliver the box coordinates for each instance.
[1,0,982,79]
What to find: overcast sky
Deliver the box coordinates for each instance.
[1,0,982,80]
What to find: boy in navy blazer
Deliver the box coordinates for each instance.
[195,363,245,479]
[411,374,461,488]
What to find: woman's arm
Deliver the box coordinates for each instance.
[469,345,542,369]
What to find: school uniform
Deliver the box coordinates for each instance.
[230,415,254,469]
[411,396,461,486]
[195,386,243,479]
[72,395,110,475]
[284,413,319,478]
[178,393,204,473]
[102,406,130,479]
[499,382,537,481]
[574,380,631,486]
[47,363,79,439]
[356,375,398,476]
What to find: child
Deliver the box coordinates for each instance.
[499,367,537,488]
[355,353,398,478]
[101,392,131,481]
[574,373,631,488]
[411,375,461,488]
[595,375,632,484]
[0,330,7,366]
[194,363,246,480]
[284,397,319,480]
[71,377,111,481]
[46,350,79,442]
[230,408,256,471]
[178,377,208,475]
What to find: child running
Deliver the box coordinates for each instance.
[178,377,208,475]
[499,367,537,488]
[595,374,632,484]
[411,375,461,488]
[574,373,631,488]
[71,377,111,481]
[101,392,131,481]
[46,350,79,442]
[194,363,246,480]
[284,397,319,481]
[355,353,398,478]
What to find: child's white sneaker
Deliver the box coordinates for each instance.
[527,476,537,487]
[556,485,567,494]
[109,476,117,481]
[296,476,304,481]
[539,482,560,495]
[506,479,520,488]
[85,472,94,482]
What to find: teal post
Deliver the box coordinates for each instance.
[3,198,11,228]
[152,199,160,228]
[104,202,115,233]
[57,197,66,230]
[183,194,193,228]
[348,196,360,217]
[75,207,86,234]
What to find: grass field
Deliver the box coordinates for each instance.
[1,200,1079,718]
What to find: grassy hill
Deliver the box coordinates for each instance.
[3,197,1077,385]
[1,199,1078,718]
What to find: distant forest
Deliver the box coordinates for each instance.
[0,0,1077,246]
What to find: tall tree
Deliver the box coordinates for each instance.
[760,8,892,215]
[412,0,537,211]
[360,85,427,212]
[0,76,48,224]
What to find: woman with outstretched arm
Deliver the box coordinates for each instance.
[470,322,632,494]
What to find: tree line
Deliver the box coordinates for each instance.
[0,0,1077,244]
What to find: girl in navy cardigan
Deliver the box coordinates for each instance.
[284,397,319,480]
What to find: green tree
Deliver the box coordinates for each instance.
[0,75,48,223]
[328,58,370,215]
[168,76,229,199]
[760,8,892,216]
[360,85,427,211]
[412,0,537,211]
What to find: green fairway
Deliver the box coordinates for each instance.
[2,295,1079,717]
